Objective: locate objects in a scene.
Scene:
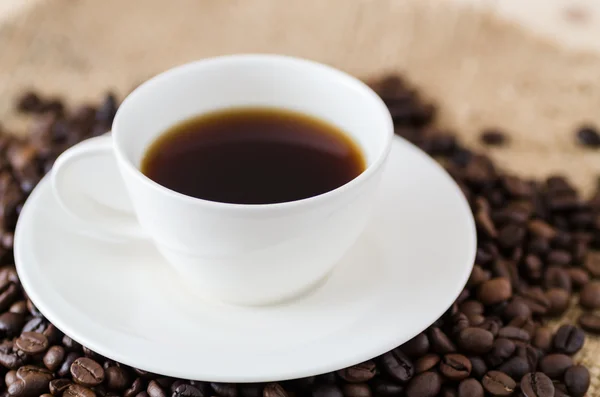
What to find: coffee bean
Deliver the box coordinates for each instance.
[457,378,483,397]
[564,365,590,397]
[520,372,554,397]
[16,365,53,395]
[460,301,484,316]
[71,357,104,387]
[58,353,81,378]
[579,281,600,309]
[467,266,491,288]
[545,288,570,316]
[379,349,414,383]
[22,317,46,333]
[105,366,129,391]
[62,336,82,352]
[428,327,456,354]
[49,378,72,395]
[336,361,376,383]
[15,331,49,355]
[124,378,146,397]
[414,353,440,373]
[538,354,573,379]
[498,225,526,249]
[480,129,507,146]
[404,371,441,397]
[532,327,553,351]
[485,338,515,367]
[9,301,28,315]
[576,125,600,148]
[211,383,237,397]
[43,345,65,372]
[147,380,167,397]
[457,327,494,354]
[468,356,488,378]
[481,371,516,396]
[173,384,205,397]
[0,312,25,338]
[567,268,590,289]
[520,287,551,315]
[0,282,19,312]
[543,267,571,292]
[477,278,512,306]
[584,253,600,277]
[578,312,600,333]
[312,385,343,397]
[502,298,531,320]
[64,384,96,397]
[553,325,584,355]
[497,356,530,380]
[400,333,429,358]
[370,379,403,397]
[341,384,371,397]
[262,384,287,397]
[439,354,471,380]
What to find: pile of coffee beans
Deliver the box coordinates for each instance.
[1,76,599,397]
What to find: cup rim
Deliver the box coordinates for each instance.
[112,54,394,212]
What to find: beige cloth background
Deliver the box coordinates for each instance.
[1,0,599,391]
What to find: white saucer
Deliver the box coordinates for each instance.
[15,136,476,382]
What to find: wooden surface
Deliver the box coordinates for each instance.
[1,0,599,390]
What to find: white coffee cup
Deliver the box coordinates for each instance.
[51,54,394,305]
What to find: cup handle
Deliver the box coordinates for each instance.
[51,134,148,240]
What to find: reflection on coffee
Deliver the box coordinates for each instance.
[141,107,365,204]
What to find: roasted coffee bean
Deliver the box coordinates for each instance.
[467,266,490,287]
[211,383,237,397]
[335,361,376,383]
[49,378,72,395]
[576,125,600,148]
[147,380,167,397]
[439,354,471,380]
[584,253,600,277]
[457,327,494,354]
[312,384,343,397]
[58,353,81,378]
[64,384,96,397]
[497,356,530,380]
[379,349,414,383]
[532,327,553,351]
[428,327,456,354]
[481,371,515,396]
[263,384,287,397]
[9,300,28,315]
[520,372,554,397]
[546,250,572,266]
[71,357,104,386]
[62,336,82,352]
[545,288,570,316]
[485,338,515,367]
[480,129,507,146]
[404,371,441,397]
[15,331,49,355]
[414,353,440,373]
[578,312,600,333]
[5,369,18,386]
[0,312,25,338]
[459,301,484,316]
[502,298,531,320]
[172,384,204,397]
[498,326,530,342]
[400,333,429,358]
[457,378,483,397]
[341,383,370,397]
[520,287,551,315]
[538,354,573,379]
[16,365,53,395]
[468,356,487,379]
[22,317,46,333]
[564,365,590,397]
[543,267,571,292]
[567,268,590,289]
[0,340,26,369]
[124,378,146,397]
[452,312,470,334]
[579,281,600,309]
[43,345,65,372]
[370,379,403,397]
[477,278,512,306]
[105,366,129,391]
[0,282,19,312]
[553,325,584,355]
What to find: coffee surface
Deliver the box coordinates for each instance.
[141,107,365,204]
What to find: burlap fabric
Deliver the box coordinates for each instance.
[1,0,599,392]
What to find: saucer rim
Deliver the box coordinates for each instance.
[15,135,476,382]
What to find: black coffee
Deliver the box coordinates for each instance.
[141,107,365,204]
